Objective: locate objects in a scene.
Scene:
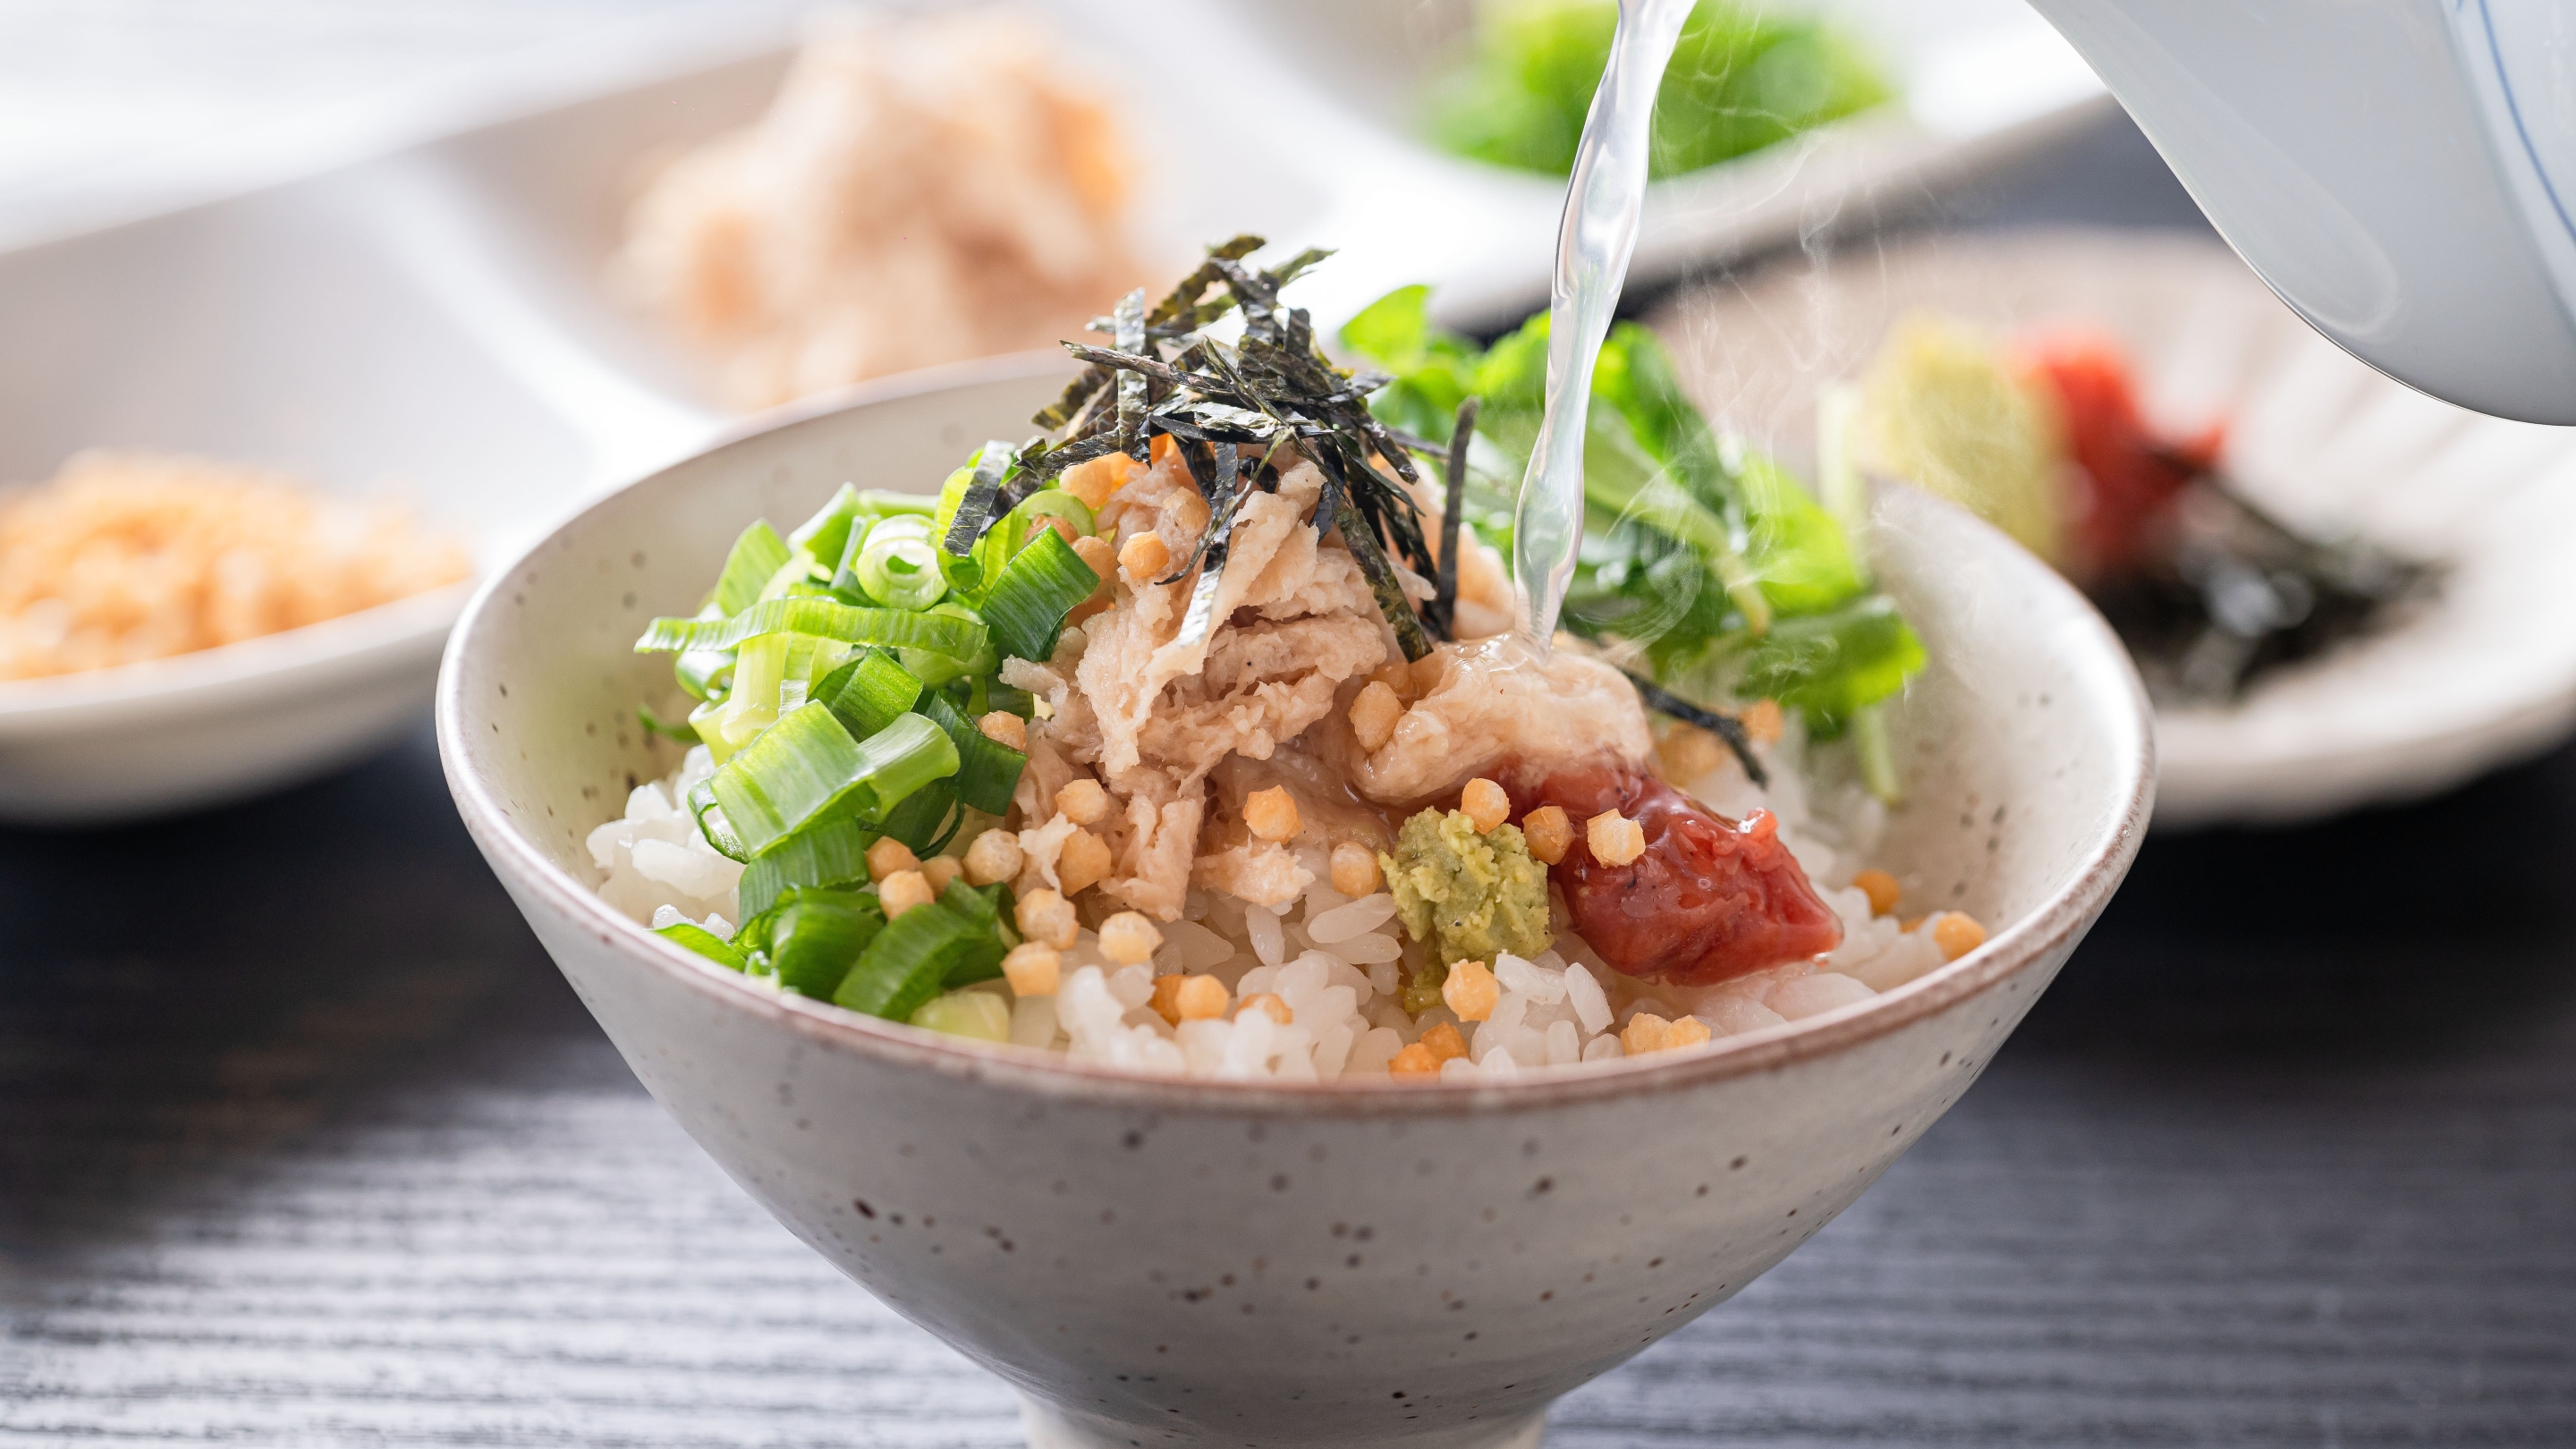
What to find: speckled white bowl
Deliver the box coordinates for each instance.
[436,358,2151,1449]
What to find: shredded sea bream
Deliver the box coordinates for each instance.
[590,238,1985,1080]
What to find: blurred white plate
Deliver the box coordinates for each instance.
[0,0,2104,822]
[1650,227,2576,828]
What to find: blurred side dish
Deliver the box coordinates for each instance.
[1428,0,1890,180]
[614,12,1151,411]
[1850,314,2435,704]
[0,452,471,682]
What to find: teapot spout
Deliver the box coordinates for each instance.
[2028,0,2576,424]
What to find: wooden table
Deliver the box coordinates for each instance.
[7,118,2575,1445]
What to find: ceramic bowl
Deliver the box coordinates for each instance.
[436,358,2151,1449]
[1650,226,2576,827]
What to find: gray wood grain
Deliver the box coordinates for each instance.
[6,116,2576,1447]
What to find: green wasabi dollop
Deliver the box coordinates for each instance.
[1379,808,1554,980]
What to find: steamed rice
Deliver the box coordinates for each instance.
[590,717,1956,1081]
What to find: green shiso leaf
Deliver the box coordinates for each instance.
[707,706,958,857]
[712,521,792,617]
[1734,595,1926,740]
[654,921,746,971]
[1342,287,1925,736]
[635,596,987,657]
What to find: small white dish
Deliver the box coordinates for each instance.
[0,148,618,822]
[1651,227,2576,828]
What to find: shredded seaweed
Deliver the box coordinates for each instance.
[1428,397,1481,640]
[939,439,1020,555]
[1621,670,1768,788]
[1032,240,1447,656]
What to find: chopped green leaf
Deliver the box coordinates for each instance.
[982,525,1099,664]
[707,706,958,856]
[812,648,924,739]
[739,815,879,923]
[635,596,988,658]
[712,521,792,616]
[833,898,983,1021]
[655,921,746,971]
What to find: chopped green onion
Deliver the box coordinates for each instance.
[638,702,699,744]
[812,648,923,739]
[981,526,1099,664]
[873,775,962,855]
[938,878,1014,987]
[919,691,1027,816]
[791,484,868,580]
[1010,488,1095,547]
[685,777,750,861]
[832,897,982,1021]
[850,514,949,610]
[655,921,746,971]
[748,886,886,998]
[686,699,736,764]
[854,490,936,517]
[706,631,791,749]
[895,601,997,690]
[635,597,989,657]
[978,680,1037,719]
[738,815,879,923]
[713,521,792,616]
[754,547,825,605]
[907,988,1012,1041]
[707,706,959,856]
[675,641,733,702]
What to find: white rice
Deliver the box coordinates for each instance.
[589,724,1961,1080]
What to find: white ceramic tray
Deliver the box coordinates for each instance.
[1651,228,2576,829]
[0,0,2104,821]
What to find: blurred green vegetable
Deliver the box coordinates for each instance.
[1427,0,1892,180]
[1338,286,1922,741]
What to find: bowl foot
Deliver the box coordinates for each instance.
[1018,1394,1549,1449]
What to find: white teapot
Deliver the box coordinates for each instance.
[2028,0,2576,424]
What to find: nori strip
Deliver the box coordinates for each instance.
[1431,396,1481,640]
[1622,671,1768,788]
[1161,439,1245,587]
[1019,431,1128,480]
[1032,367,1109,433]
[1166,444,1252,653]
[1112,288,1148,461]
[1028,236,1452,651]
[1334,489,1432,663]
[940,439,1019,555]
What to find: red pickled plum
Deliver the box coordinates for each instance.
[1507,764,1841,985]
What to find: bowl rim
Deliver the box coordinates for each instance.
[438,355,2156,1118]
